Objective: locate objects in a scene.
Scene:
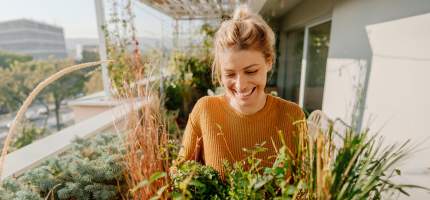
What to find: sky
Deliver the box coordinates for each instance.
[0,0,173,39]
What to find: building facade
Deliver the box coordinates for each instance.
[0,19,67,59]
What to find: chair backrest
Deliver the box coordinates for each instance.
[307,110,332,139]
[307,110,353,149]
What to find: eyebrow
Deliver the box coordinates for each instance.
[224,64,259,72]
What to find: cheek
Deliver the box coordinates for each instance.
[221,77,233,88]
[255,74,268,87]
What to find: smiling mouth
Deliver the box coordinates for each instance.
[234,87,256,98]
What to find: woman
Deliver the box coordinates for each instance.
[177,5,307,177]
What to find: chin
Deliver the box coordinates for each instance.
[230,89,261,107]
[235,98,254,107]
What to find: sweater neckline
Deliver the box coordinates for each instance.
[217,94,274,120]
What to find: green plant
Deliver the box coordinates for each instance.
[1,117,426,200]
[163,23,216,128]
[0,133,127,200]
[9,124,49,152]
[164,53,214,128]
[103,0,145,97]
[0,58,88,131]
[0,51,32,69]
[170,125,427,200]
[0,60,43,112]
[171,161,226,200]
[0,178,43,200]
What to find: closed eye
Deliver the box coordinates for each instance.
[245,70,258,74]
[225,73,235,78]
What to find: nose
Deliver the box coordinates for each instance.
[234,74,247,92]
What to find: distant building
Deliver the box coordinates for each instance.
[0,19,67,59]
[65,37,168,61]
[75,44,99,61]
[65,38,99,60]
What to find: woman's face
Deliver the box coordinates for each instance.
[219,49,272,113]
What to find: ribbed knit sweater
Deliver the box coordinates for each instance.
[178,94,307,176]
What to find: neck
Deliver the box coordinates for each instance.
[227,93,267,115]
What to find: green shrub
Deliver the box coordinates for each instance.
[171,128,427,200]
[164,54,214,128]
[2,126,426,200]
[171,161,226,200]
[0,133,126,200]
[9,125,49,152]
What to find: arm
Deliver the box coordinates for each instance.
[177,117,203,163]
[284,104,308,159]
[175,98,206,165]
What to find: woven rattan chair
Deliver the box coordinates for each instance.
[307,110,332,139]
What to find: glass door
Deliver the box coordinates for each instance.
[283,20,331,113]
[284,29,304,103]
[302,21,331,112]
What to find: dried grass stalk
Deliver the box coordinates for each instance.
[123,93,170,199]
[110,28,170,198]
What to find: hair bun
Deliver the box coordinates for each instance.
[232,5,252,20]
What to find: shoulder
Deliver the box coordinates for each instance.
[193,95,220,109]
[190,95,221,116]
[188,96,221,127]
[269,95,305,120]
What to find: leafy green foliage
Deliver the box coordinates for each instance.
[40,59,88,130]
[102,0,146,97]
[0,178,43,200]
[329,130,421,200]
[0,51,32,69]
[9,125,49,152]
[164,23,216,128]
[171,128,427,200]
[171,161,226,200]
[1,124,426,200]
[80,50,100,63]
[0,133,126,200]
[164,54,214,128]
[164,82,185,111]
[0,58,88,131]
[0,60,42,111]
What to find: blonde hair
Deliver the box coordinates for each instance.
[212,5,276,85]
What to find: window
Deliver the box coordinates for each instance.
[303,21,331,112]
[281,20,331,113]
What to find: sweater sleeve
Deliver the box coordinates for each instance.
[177,98,204,163]
[281,101,308,157]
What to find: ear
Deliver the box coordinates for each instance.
[266,60,273,72]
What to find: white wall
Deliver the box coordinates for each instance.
[364,13,430,200]
[324,0,430,126]
[324,0,430,199]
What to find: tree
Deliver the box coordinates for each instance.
[0,51,32,69]
[0,61,42,111]
[79,50,100,63]
[38,58,88,130]
[0,51,33,114]
[0,58,88,131]
[79,50,104,94]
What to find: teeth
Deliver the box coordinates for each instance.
[235,87,254,97]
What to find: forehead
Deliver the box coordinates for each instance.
[219,49,266,71]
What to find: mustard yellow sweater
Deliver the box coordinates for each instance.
[178,94,307,176]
